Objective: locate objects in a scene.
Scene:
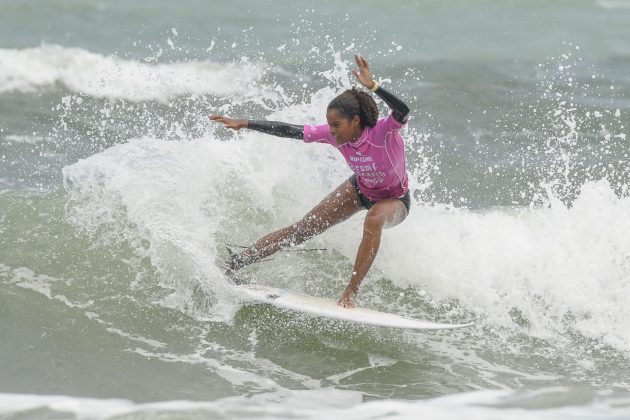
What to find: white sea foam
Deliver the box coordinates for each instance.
[62,132,348,320]
[63,130,630,355]
[0,388,628,419]
[377,180,630,352]
[4,134,45,144]
[7,266,90,309]
[0,45,266,101]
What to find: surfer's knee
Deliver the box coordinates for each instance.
[363,212,385,236]
[366,200,406,231]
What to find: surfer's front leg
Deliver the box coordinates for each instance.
[338,218,382,308]
[338,198,407,308]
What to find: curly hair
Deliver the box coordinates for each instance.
[327,87,379,128]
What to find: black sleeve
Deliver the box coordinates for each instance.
[247,120,304,139]
[374,86,410,124]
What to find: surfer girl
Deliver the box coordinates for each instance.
[209,54,410,308]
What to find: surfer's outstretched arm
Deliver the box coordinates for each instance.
[373,86,409,124]
[247,120,304,139]
[351,54,409,124]
[209,115,303,139]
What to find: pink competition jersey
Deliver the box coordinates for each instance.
[303,114,408,201]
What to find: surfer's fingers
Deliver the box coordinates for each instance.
[209,115,242,130]
[357,54,369,70]
[209,114,228,123]
[221,121,240,130]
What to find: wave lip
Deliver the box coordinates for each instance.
[0,45,265,101]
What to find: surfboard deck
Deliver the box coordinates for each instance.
[234,283,474,330]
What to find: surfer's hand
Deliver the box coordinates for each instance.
[209,114,248,131]
[338,289,356,308]
[352,54,376,90]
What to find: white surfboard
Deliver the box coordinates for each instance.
[235,284,473,330]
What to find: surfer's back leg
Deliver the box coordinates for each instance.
[227,179,363,270]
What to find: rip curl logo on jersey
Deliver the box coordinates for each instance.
[349,156,386,185]
[350,155,373,163]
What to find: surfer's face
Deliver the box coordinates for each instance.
[326,108,362,144]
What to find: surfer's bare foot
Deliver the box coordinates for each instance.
[338,289,356,308]
[223,245,245,273]
[222,260,236,279]
[222,258,249,285]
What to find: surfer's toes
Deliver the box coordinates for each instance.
[222,259,238,276]
[219,259,245,287]
[224,245,249,271]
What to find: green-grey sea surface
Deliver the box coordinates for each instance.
[1,0,630,418]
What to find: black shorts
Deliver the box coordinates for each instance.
[349,174,411,213]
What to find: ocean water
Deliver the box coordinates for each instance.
[1,0,630,418]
